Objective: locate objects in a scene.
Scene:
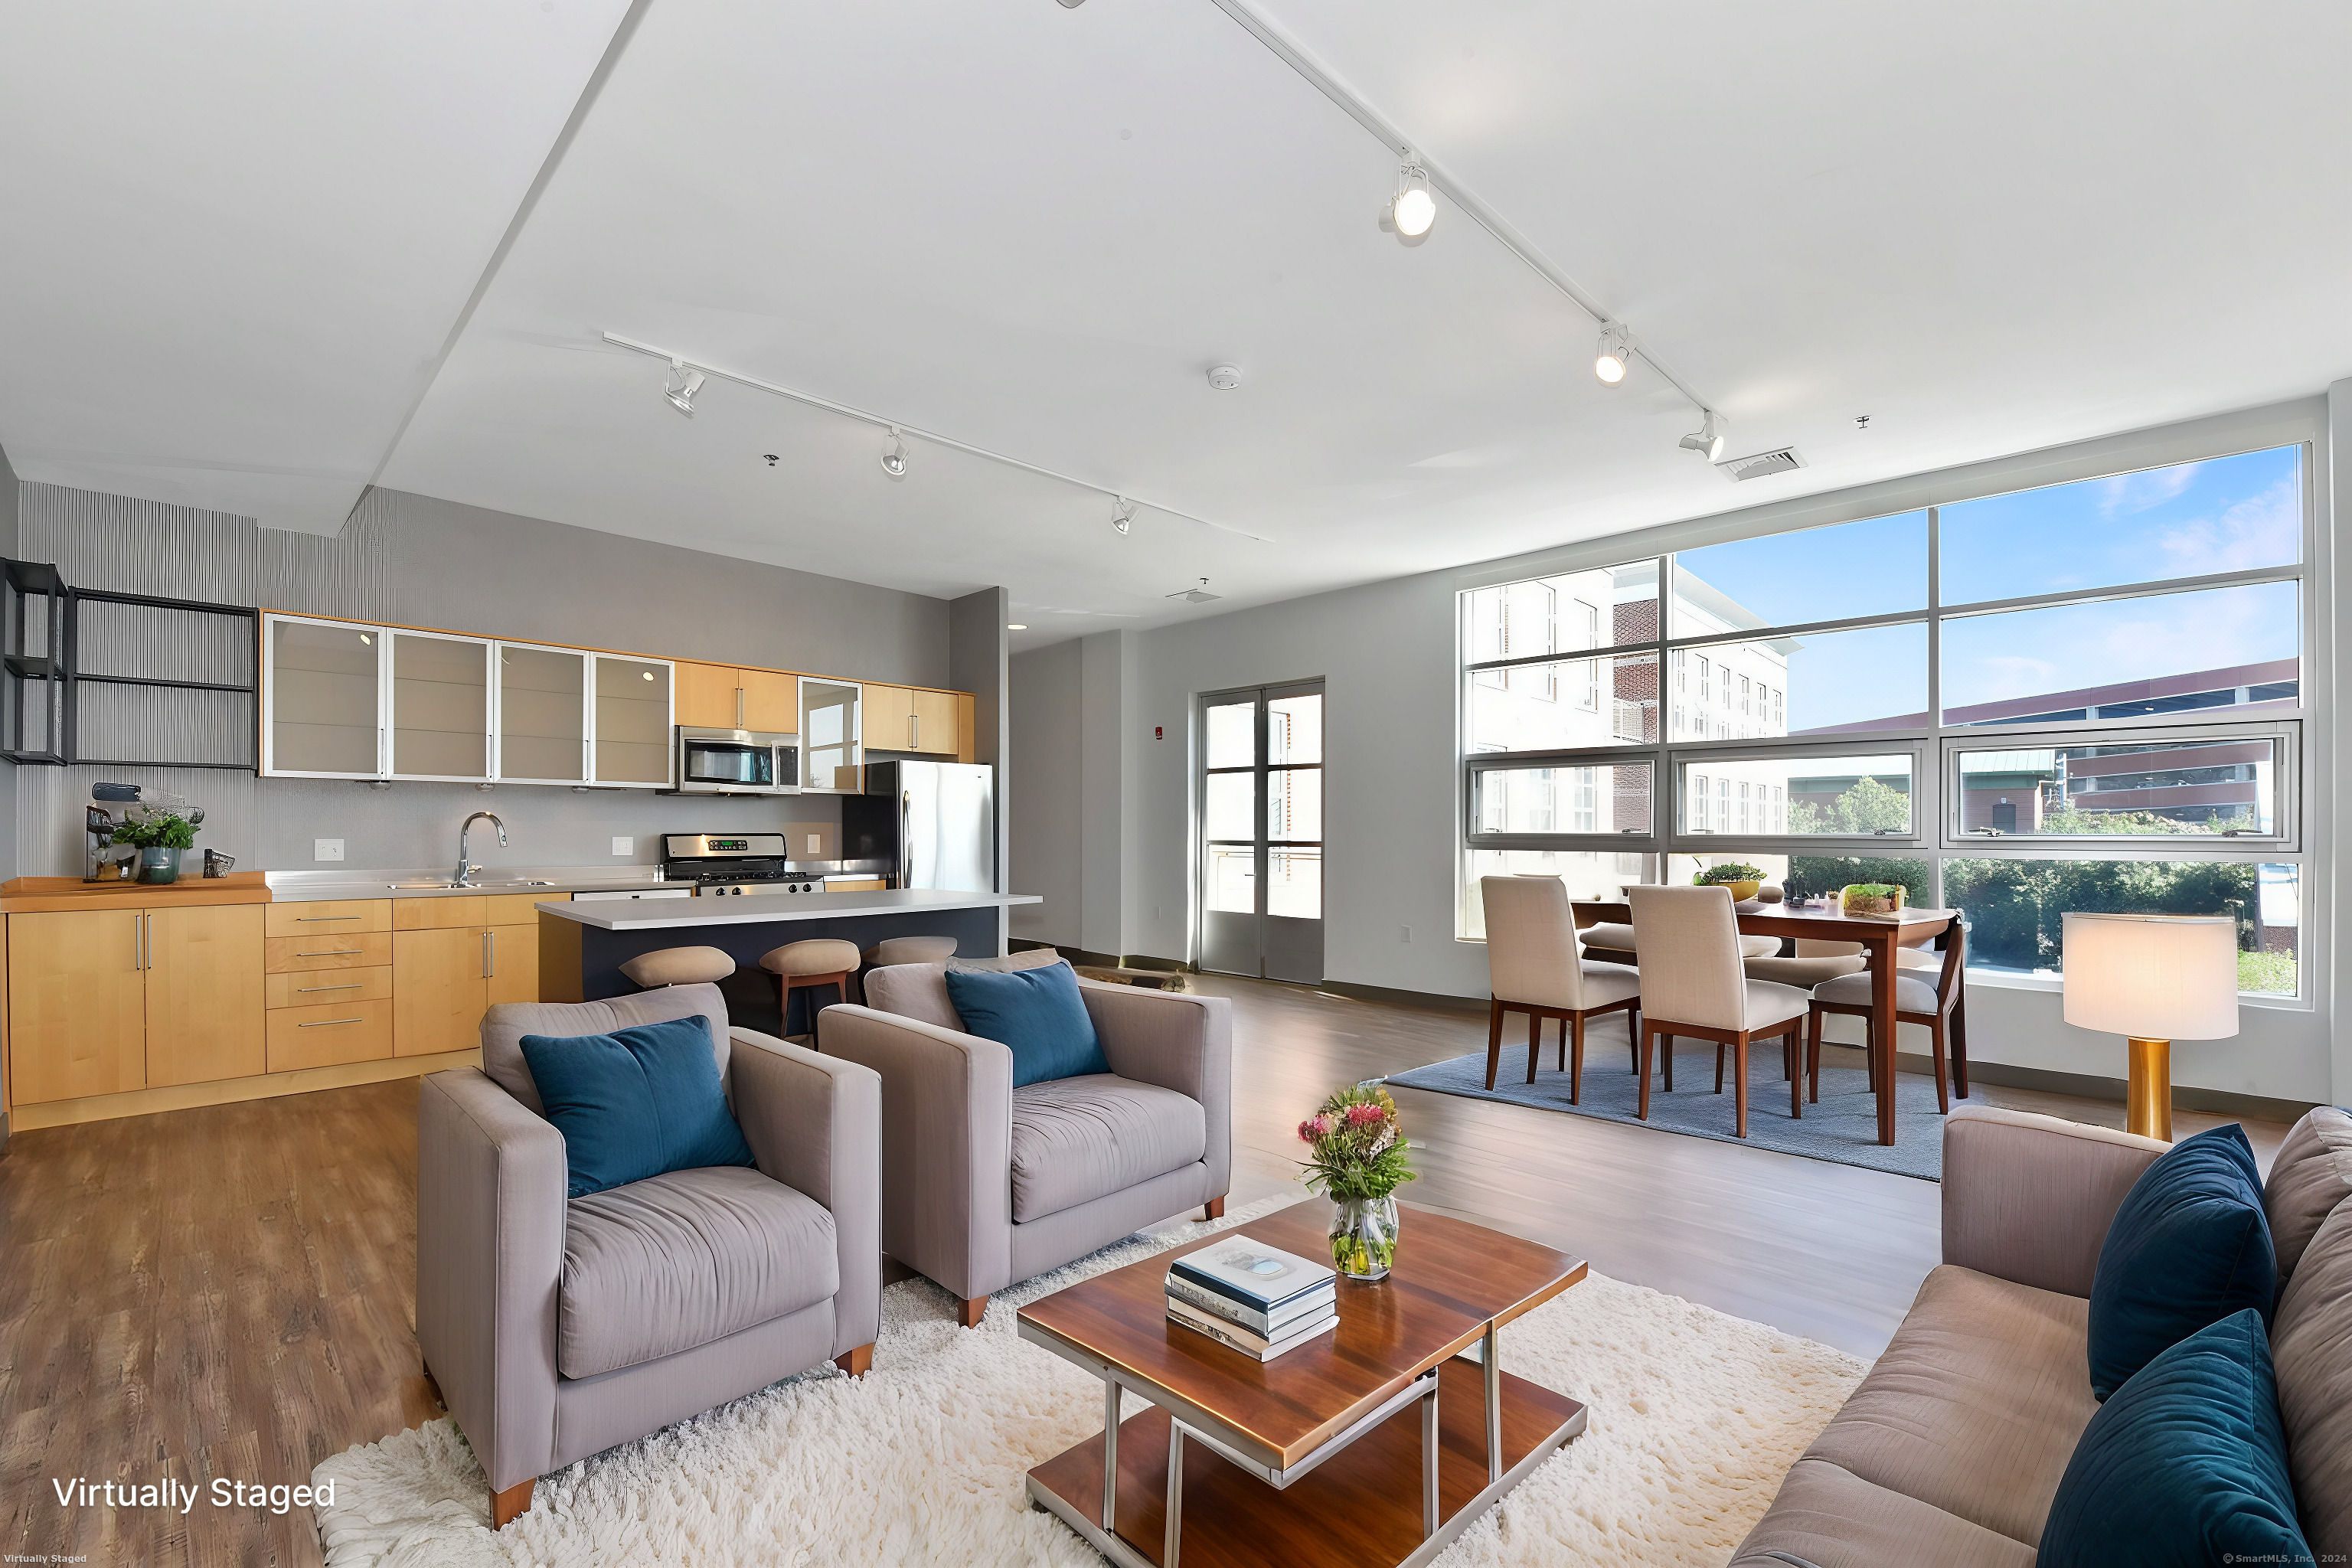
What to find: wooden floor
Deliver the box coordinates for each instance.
[0,974,2293,1566]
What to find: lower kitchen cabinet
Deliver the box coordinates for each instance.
[392,895,552,1056]
[146,905,266,1087]
[267,998,394,1072]
[485,920,538,1007]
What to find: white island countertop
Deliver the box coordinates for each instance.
[539,888,1041,931]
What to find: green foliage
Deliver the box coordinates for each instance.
[1941,858,2262,972]
[2239,949,2297,995]
[1788,776,1911,835]
[1297,1083,1416,1204]
[1844,884,1903,898]
[1695,862,1765,885]
[2037,804,2242,837]
[1785,857,1932,906]
[112,812,198,851]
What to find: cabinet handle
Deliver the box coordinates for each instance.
[736,686,745,730]
[299,1018,365,1027]
[298,982,363,994]
[296,948,364,957]
[482,929,494,978]
[296,915,361,923]
[910,714,919,750]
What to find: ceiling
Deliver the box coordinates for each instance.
[4,2,2349,648]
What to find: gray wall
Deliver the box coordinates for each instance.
[0,440,18,879]
[1008,637,1081,945]
[8,482,954,876]
[949,586,1009,902]
[1014,394,2345,1106]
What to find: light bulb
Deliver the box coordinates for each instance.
[1392,184,1436,238]
[642,670,655,681]
[879,428,910,478]
[664,359,705,416]
[1006,623,1028,631]
[1595,325,1632,386]
[1679,411,1728,462]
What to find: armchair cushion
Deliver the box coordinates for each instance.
[944,961,1112,1087]
[559,1165,839,1379]
[484,983,731,1117]
[1010,1074,1206,1223]
[521,1015,754,1199]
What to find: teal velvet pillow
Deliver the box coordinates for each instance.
[2088,1122,2275,1400]
[519,1014,756,1199]
[942,961,1111,1088]
[2040,1309,2308,1567]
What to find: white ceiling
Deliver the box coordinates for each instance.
[5,2,2350,647]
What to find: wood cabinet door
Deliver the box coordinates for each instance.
[146,904,266,1087]
[738,668,797,733]
[483,922,541,1007]
[862,683,914,749]
[393,926,488,1058]
[673,661,740,729]
[8,909,145,1102]
[910,688,959,754]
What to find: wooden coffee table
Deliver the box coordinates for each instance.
[1018,1203,1588,1568]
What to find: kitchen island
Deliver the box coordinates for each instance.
[536,888,1044,1007]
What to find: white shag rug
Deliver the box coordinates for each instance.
[315,1198,1865,1567]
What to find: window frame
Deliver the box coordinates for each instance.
[1940,720,2299,853]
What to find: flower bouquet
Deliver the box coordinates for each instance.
[1298,1085,1416,1281]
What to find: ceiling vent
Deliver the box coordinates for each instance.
[1715,446,1805,482]
[1168,578,1222,604]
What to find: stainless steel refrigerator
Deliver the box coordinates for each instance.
[864,761,995,892]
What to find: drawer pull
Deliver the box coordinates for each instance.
[296,915,361,923]
[298,983,363,994]
[299,1018,365,1027]
[296,948,364,957]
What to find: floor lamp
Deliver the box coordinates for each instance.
[2060,912,2240,1142]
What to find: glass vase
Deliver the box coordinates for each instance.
[1327,1194,1400,1282]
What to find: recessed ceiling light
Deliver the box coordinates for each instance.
[1006,622,1029,631]
[1594,325,1632,386]
[665,358,705,416]
[1678,410,1727,462]
[1389,161,1436,238]
[879,427,910,477]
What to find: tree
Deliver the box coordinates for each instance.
[1788,776,1911,835]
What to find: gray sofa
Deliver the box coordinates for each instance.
[817,960,1231,1325]
[416,982,882,1527]
[1732,1101,2352,1566]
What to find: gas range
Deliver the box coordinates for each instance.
[660,832,835,897]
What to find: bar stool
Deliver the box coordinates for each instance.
[862,935,959,969]
[617,945,736,990]
[760,939,859,1041]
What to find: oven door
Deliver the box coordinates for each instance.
[678,735,779,792]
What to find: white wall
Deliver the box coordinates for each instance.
[1014,393,2345,1105]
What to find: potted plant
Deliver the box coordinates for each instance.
[1840,882,1909,917]
[112,810,200,884]
[1695,861,1767,904]
[1298,1085,1416,1281]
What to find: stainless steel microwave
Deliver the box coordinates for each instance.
[669,727,800,795]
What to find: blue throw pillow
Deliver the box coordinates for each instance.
[2040,1309,2308,1567]
[520,1014,756,1199]
[942,961,1111,1088]
[2088,1123,2275,1400]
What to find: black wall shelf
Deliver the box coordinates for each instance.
[2,558,260,771]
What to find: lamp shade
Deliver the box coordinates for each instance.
[2062,913,2240,1040]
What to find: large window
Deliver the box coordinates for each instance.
[1461,443,2309,998]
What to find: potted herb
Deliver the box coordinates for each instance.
[1695,861,1766,904]
[1840,882,1908,917]
[112,810,200,884]
[1298,1085,1416,1281]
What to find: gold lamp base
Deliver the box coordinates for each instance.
[2125,1037,2174,1142]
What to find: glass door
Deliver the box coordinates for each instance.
[1196,680,1324,982]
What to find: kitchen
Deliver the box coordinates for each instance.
[0,488,1028,1146]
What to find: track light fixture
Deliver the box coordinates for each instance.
[1112,496,1137,536]
[1678,410,1727,462]
[1594,325,1632,386]
[1387,158,1436,239]
[878,426,910,478]
[665,358,706,416]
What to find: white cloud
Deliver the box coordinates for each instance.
[2153,475,2299,577]
[2096,462,2200,518]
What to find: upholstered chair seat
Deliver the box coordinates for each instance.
[1627,884,1811,1135]
[1581,920,1779,962]
[1813,969,1940,1013]
[1009,1074,1208,1223]
[618,945,736,988]
[862,935,959,968]
[763,939,861,976]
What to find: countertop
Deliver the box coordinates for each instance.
[263,866,887,902]
[540,888,1042,931]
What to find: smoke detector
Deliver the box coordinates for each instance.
[1715,446,1806,482]
[1168,577,1222,604]
[1206,364,1243,391]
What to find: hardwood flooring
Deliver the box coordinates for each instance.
[0,973,2293,1565]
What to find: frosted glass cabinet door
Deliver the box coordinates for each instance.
[800,678,862,792]
[590,654,673,786]
[495,643,590,784]
[390,631,491,780]
[264,614,384,777]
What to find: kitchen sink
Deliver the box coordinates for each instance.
[386,879,558,890]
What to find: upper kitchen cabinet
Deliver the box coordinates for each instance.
[496,642,589,785]
[390,630,491,781]
[591,653,673,786]
[262,613,383,777]
[677,662,799,733]
[865,684,960,756]
[800,677,861,791]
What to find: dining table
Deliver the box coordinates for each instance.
[1576,897,1959,1147]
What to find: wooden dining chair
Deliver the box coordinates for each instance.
[1626,885,1811,1138]
[1481,876,1642,1099]
[1804,922,1970,1116]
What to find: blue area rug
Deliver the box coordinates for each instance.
[1384,1030,1947,1181]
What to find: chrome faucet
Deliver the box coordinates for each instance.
[454,811,506,887]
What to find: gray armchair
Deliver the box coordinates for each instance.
[416,982,881,1527]
[818,962,1230,1326]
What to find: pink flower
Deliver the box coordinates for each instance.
[1298,1116,1334,1143]
[1344,1103,1386,1128]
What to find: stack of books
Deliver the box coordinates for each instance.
[1165,1240,1339,1362]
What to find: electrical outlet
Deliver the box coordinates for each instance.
[805,833,822,855]
[1399,924,1413,943]
[315,838,345,862]
[611,836,632,857]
